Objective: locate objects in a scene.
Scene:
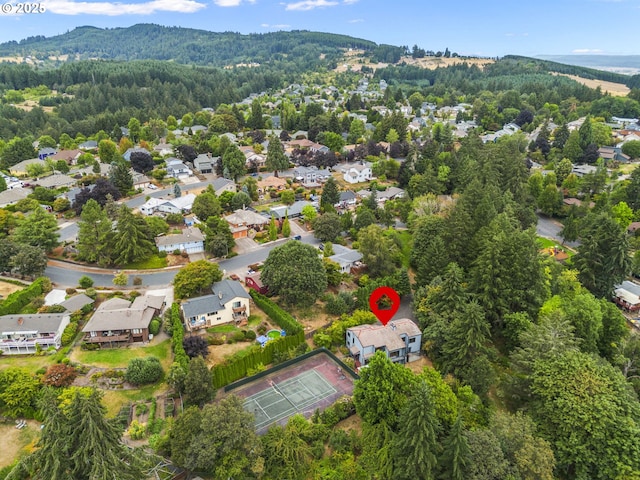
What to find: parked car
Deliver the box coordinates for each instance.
[148,183,158,190]
[293,235,302,240]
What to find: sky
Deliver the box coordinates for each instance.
[0,0,639,57]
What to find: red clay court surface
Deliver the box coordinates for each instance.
[227,351,355,433]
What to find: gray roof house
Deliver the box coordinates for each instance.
[346,318,421,367]
[181,280,251,331]
[123,147,150,161]
[155,227,205,254]
[328,244,363,273]
[79,140,98,150]
[0,313,71,355]
[34,174,76,189]
[82,294,165,346]
[269,200,313,219]
[194,154,216,174]
[211,177,237,197]
[0,188,30,208]
[59,293,95,313]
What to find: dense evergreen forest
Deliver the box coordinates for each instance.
[0,24,377,67]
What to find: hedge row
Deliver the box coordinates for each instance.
[0,277,50,316]
[211,331,305,388]
[170,303,189,369]
[249,291,303,334]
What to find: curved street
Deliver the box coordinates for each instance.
[46,233,320,288]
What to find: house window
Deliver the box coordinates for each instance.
[390,351,399,358]
[132,329,141,334]
[409,337,416,343]
[90,331,97,337]
[233,301,241,309]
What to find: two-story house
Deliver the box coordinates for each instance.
[0,313,71,355]
[342,163,373,184]
[181,280,251,331]
[166,159,193,179]
[82,294,165,347]
[346,318,421,366]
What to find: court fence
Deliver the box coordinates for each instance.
[224,347,358,393]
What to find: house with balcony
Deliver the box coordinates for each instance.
[0,313,70,355]
[342,162,373,184]
[82,294,165,347]
[181,280,251,331]
[346,318,421,366]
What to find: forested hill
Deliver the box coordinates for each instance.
[0,24,378,67]
[502,55,636,87]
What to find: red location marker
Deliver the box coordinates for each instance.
[369,286,400,326]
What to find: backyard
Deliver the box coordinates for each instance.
[70,339,172,370]
[0,420,40,468]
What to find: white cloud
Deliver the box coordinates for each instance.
[343,0,358,3]
[261,23,291,28]
[572,48,604,54]
[213,0,255,6]
[348,18,363,23]
[43,0,206,15]
[285,0,338,11]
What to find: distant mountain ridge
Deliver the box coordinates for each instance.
[0,23,380,67]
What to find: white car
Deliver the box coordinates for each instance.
[148,184,158,190]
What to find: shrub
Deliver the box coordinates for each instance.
[149,319,161,336]
[65,288,77,295]
[42,364,77,387]
[61,322,78,346]
[173,249,181,255]
[208,336,225,346]
[244,330,257,341]
[85,288,97,299]
[158,250,167,258]
[231,330,245,343]
[0,277,49,316]
[124,357,164,385]
[133,276,143,286]
[127,420,147,440]
[78,276,94,289]
[182,335,209,358]
[257,324,267,336]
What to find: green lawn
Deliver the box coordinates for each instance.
[207,324,241,334]
[123,255,168,270]
[71,339,172,369]
[0,354,56,372]
[537,236,574,257]
[391,229,413,268]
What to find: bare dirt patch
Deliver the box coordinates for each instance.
[206,342,252,366]
[551,72,630,96]
[166,254,189,267]
[0,280,24,299]
[0,420,40,467]
[335,413,362,434]
[405,355,433,374]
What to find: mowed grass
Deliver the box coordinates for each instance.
[0,354,57,372]
[207,324,240,334]
[123,255,168,270]
[71,339,172,369]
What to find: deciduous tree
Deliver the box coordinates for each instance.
[173,260,223,299]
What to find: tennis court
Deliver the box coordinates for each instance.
[245,369,337,430]
[227,349,357,433]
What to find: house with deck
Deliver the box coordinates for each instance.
[346,318,421,366]
[181,280,251,331]
[0,313,71,355]
[82,294,165,347]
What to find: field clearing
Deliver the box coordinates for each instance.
[551,72,630,96]
[102,384,167,417]
[0,281,24,298]
[0,421,40,468]
[335,51,494,73]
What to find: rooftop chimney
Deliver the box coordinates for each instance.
[17,317,23,325]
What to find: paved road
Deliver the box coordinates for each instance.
[535,214,580,248]
[45,233,321,288]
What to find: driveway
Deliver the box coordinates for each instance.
[536,214,580,248]
[235,237,260,254]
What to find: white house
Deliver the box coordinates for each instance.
[342,163,373,184]
[0,313,70,355]
[155,227,205,254]
[346,318,421,366]
[166,159,193,179]
[157,193,196,215]
[181,280,251,331]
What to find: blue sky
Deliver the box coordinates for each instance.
[0,0,639,57]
